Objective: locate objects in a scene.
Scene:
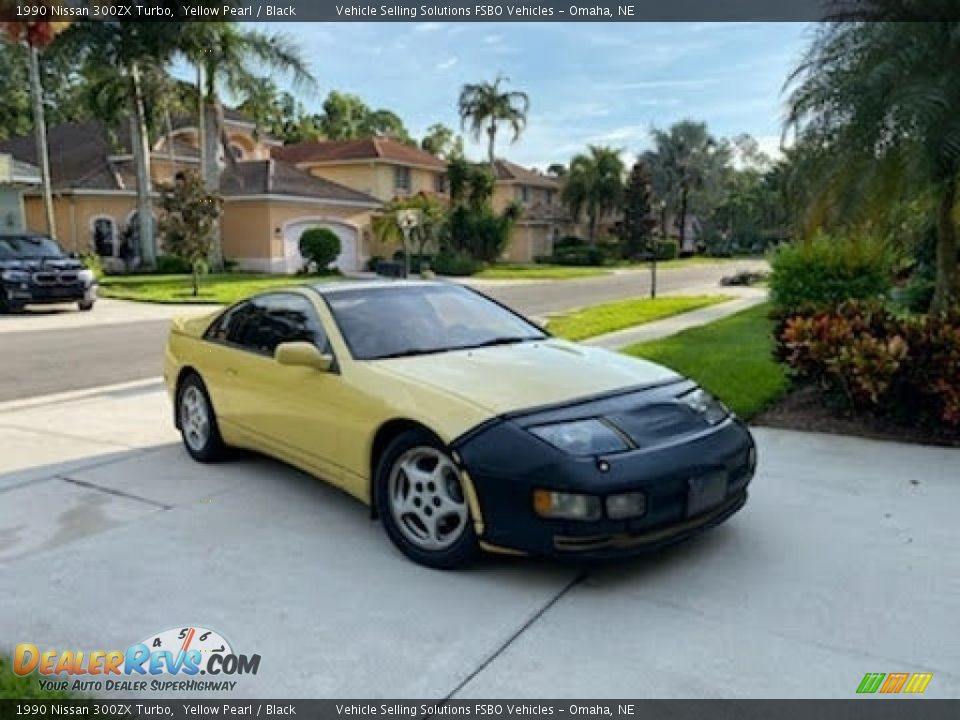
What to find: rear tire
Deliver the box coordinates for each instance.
[177,373,227,462]
[78,299,95,312]
[374,428,479,570]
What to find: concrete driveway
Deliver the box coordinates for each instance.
[1,381,958,698]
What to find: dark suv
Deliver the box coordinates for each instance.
[0,234,97,313]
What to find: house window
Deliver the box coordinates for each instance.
[91,217,117,257]
[515,185,530,203]
[394,166,412,193]
[546,190,555,206]
[433,173,447,194]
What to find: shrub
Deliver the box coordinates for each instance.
[391,250,435,273]
[769,233,893,314]
[433,250,481,276]
[655,240,679,260]
[155,254,193,274]
[780,301,960,425]
[365,255,384,272]
[79,251,105,280]
[299,227,340,271]
[554,235,587,250]
[550,245,607,266]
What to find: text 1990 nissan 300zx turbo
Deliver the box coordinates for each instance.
[164,280,756,568]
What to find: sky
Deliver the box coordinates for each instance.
[248,22,815,169]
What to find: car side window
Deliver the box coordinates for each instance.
[210,293,327,356]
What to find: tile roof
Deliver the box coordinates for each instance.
[220,159,381,205]
[0,121,381,206]
[492,159,561,188]
[272,137,447,170]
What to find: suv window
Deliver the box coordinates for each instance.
[206,293,327,356]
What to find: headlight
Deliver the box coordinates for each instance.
[529,419,628,456]
[533,490,602,521]
[78,268,95,285]
[1,269,30,283]
[680,387,729,425]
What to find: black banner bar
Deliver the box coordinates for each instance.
[1,700,959,720]
[0,0,877,24]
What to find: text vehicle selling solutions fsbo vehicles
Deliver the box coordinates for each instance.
[163,281,756,568]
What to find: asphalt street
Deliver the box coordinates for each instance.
[0,261,765,401]
[1,382,958,698]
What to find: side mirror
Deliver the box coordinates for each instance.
[274,342,333,372]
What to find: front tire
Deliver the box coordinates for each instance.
[374,429,479,569]
[177,374,227,462]
[0,295,23,314]
[78,299,95,311]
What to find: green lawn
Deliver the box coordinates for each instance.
[623,303,788,419]
[0,657,73,700]
[98,273,340,304]
[548,295,730,341]
[615,255,766,270]
[475,264,610,280]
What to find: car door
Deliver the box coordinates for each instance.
[226,292,348,484]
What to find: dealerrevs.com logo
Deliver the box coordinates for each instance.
[13,626,260,693]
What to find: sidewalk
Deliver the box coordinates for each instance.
[581,286,768,350]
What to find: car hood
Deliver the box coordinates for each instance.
[373,339,682,415]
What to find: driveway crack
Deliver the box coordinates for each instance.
[58,475,173,510]
[437,568,587,707]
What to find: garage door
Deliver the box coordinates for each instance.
[283,220,359,273]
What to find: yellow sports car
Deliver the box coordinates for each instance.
[164,280,756,568]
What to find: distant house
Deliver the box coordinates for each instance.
[0,153,41,233]
[0,113,382,273]
[273,137,449,203]
[490,160,571,263]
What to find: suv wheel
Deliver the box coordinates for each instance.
[78,299,95,312]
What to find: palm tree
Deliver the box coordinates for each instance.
[59,21,184,266]
[644,121,726,254]
[562,145,625,245]
[785,10,960,313]
[179,23,315,270]
[458,74,529,169]
[1,22,71,239]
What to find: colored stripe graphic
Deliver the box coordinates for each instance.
[904,673,933,694]
[857,673,886,694]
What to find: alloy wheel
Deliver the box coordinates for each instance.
[180,385,211,453]
[387,447,469,551]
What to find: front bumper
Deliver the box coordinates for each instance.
[3,281,96,305]
[455,411,756,560]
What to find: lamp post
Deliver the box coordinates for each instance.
[653,199,667,299]
[396,208,421,278]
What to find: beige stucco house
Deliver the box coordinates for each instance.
[0,111,383,273]
[490,160,569,263]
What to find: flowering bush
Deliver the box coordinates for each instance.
[781,302,960,425]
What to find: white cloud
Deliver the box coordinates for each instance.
[413,22,444,32]
[435,57,458,71]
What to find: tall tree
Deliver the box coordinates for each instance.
[180,23,314,270]
[1,21,72,239]
[420,123,463,159]
[58,21,184,265]
[619,160,657,262]
[562,145,624,245]
[458,74,529,169]
[644,120,729,253]
[785,10,960,313]
[318,91,412,143]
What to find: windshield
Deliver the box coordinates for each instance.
[324,284,547,360]
[0,236,68,261]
